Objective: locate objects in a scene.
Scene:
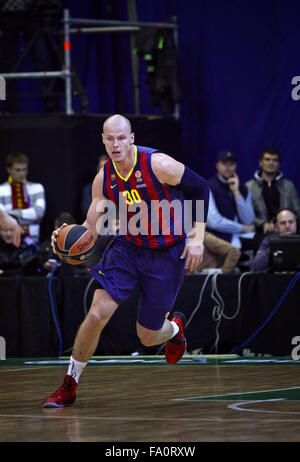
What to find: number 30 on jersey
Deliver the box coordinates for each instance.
[122,189,142,205]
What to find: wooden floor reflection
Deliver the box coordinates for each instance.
[1,358,300,442]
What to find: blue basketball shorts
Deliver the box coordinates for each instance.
[89,238,186,330]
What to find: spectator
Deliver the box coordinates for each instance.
[251,208,298,272]
[0,208,23,246]
[81,155,108,217]
[188,231,241,274]
[206,151,255,249]
[0,152,46,243]
[246,148,300,238]
[0,219,37,274]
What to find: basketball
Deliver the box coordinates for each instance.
[55,224,95,265]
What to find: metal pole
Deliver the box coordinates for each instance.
[127,0,140,115]
[69,26,140,34]
[63,9,73,115]
[65,17,178,29]
[0,71,66,79]
[172,17,180,120]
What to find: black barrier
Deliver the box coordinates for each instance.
[0,272,300,358]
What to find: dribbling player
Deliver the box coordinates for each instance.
[43,114,209,407]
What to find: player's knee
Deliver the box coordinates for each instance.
[86,310,103,328]
[87,308,110,329]
[87,289,117,328]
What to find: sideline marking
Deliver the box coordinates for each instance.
[1,413,300,423]
[227,399,300,414]
[175,386,300,402]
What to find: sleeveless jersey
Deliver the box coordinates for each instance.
[102,145,186,249]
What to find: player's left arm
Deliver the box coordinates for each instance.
[151,153,209,272]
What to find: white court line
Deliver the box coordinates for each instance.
[0,366,59,373]
[228,399,300,415]
[1,413,300,423]
[174,386,300,401]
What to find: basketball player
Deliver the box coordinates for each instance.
[43,114,209,407]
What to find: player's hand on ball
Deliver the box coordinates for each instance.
[51,222,68,255]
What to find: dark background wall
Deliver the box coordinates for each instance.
[1,0,300,238]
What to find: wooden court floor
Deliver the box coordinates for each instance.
[1,355,300,443]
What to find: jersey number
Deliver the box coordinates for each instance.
[123,189,142,204]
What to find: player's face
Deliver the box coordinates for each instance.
[216,160,236,180]
[259,153,280,175]
[0,225,14,244]
[102,121,134,163]
[7,162,28,183]
[275,210,297,235]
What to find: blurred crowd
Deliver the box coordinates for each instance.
[0,147,299,277]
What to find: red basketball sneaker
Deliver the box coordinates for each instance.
[42,375,77,408]
[165,312,187,364]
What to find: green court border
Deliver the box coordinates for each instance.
[1,354,300,367]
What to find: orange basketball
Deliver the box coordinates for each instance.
[55,224,95,265]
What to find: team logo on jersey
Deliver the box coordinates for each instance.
[135,170,144,184]
[111,174,116,181]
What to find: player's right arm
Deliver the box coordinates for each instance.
[51,168,107,254]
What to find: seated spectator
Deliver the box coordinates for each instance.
[0,220,37,275]
[0,209,23,247]
[188,231,241,274]
[81,155,108,217]
[246,148,300,238]
[251,208,298,272]
[206,151,255,249]
[0,152,46,243]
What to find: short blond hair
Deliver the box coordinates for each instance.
[6,152,29,167]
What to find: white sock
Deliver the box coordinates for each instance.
[67,356,87,383]
[171,321,179,338]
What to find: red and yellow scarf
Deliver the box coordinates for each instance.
[9,175,30,234]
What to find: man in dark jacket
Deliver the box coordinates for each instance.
[246,148,300,237]
[251,208,298,272]
[206,151,255,249]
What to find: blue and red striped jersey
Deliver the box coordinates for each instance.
[102,145,186,249]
